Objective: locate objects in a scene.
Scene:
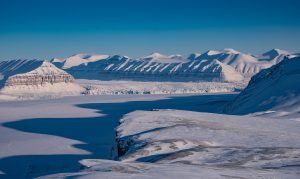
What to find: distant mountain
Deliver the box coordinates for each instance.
[50,48,293,82]
[194,48,290,77]
[52,54,244,82]
[51,53,110,69]
[0,59,43,88]
[0,61,83,99]
[225,55,300,117]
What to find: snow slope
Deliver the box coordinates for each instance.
[117,110,300,167]
[51,53,110,69]
[195,48,289,77]
[56,54,245,82]
[40,158,299,179]
[225,56,300,118]
[40,108,300,178]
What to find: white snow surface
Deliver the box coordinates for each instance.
[52,53,110,69]
[226,56,300,118]
[113,110,300,178]
[1,93,300,178]
[40,159,299,179]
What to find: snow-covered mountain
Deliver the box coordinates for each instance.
[194,48,290,77]
[0,59,44,88]
[51,53,110,69]
[0,61,83,100]
[225,56,300,117]
[51,49,293,82]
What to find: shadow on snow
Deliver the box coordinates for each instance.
[0,94,237,178]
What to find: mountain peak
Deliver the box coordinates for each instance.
[205,50,222,56]
[263,49,291,58]
[187,53,201,60]
[204,48,240,56]
[146,52,167,59]
[222,48,240,54]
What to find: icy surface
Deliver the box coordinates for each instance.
[79,79,245,95]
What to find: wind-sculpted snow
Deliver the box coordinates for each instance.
[116,110,300,177]
[40,158,300,179]
[226,56,300,118]
[51,49,294,82]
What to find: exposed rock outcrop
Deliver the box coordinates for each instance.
[0,60,84,100]
[5,61,75,86]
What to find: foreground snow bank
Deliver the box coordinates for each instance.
[117,110,300,171]
[41,109,300,178]
[39,158,299,179]
[79,80,245,95]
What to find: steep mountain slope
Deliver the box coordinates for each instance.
[51,49,292,82]
[195,48,287,77]
[58,54,244,82]
[260,49,291,63]
[0,61,83,99]
[225,56,300,117]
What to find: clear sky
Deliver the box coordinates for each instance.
[0,0,300,60]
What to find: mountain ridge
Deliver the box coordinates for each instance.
[49,48,294,82]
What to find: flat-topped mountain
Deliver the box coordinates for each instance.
[0,61,83,99]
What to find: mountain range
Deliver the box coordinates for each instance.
[50,48,294,82]
[0,48,298,100]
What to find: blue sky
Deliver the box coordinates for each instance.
[0,0,300,59]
